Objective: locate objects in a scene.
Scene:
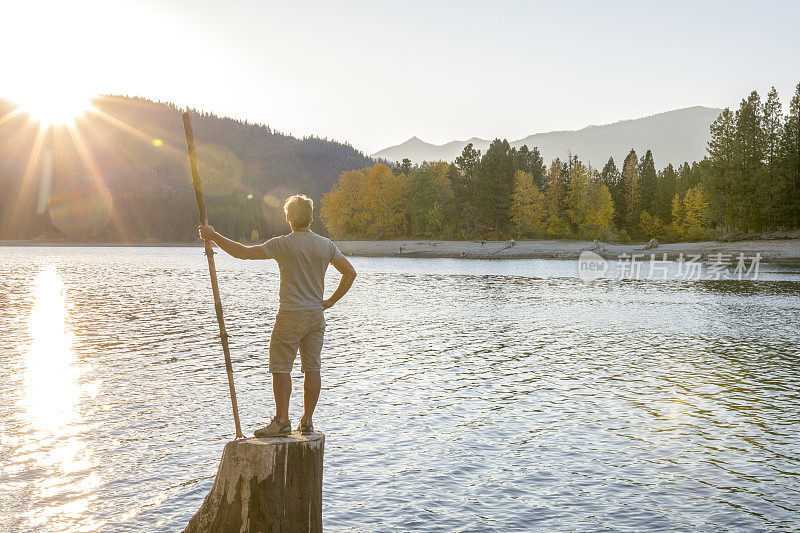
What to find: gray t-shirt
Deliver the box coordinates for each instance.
[261,231,344,311]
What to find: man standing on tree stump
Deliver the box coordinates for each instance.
[199,194,357,437]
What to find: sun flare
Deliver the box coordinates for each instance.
[13,88,95,127]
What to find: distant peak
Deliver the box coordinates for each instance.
[373,106,721,165]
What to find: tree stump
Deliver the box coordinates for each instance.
[185,432,325,533]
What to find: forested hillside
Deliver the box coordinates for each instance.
[0,95,373,242]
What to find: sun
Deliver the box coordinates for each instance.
[13,88,95,127]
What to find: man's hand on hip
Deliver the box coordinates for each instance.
[321,299,333,310]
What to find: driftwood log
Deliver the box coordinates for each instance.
[185,432,325,533]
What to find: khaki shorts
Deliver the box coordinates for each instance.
[269,308,326,373]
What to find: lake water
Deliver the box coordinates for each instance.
[1,246,800,532]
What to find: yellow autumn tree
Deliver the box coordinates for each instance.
[321,163,407,238]
[565,162,614,239]
[542,160,571,237]
[581,182,614,238]
[671,193,684,226]
[510,170,546,237]
[671,186,709,240]
[683,188,708,229]
[639,211,665,240]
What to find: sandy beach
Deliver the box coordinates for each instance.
[2,238,799,262]
[334,238,800,263]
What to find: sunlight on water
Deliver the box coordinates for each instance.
[24,268,80,429]
[12,267,105,532]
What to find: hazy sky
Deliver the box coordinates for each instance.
[4,0,799,154]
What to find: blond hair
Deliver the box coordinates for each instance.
[284,194,313,228]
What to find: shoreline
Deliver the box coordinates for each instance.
[335,239,800,263]
[3,238,800,263]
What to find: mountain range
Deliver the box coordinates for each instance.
[372,106,723,168]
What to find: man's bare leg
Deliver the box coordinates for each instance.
[302,371,321,422]
[272,372,291,423]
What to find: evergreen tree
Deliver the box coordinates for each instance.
[453,143,482,235]
[638,149,657,214]
[600,157,622,227]
[762,87,783,227]
[475,139,515,235]
[781,83,800,227]
[515,145,547,189]
[653,164,677,222]
[406,162,454,237]
[564,152,580,177]
[707,108,736,230]
[733,91,765,230]
[396,158,413,177]
[601,156,620,191]
[620,149,640,235]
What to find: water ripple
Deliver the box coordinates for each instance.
[1,247,799,531]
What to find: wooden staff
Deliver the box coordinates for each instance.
[182,111,243,439]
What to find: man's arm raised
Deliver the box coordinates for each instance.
[322,255,357,309]
[198,225,267,260]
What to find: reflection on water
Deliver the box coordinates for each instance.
[1,248,799,532]
[3,267,103,532]
[24,268,81,429]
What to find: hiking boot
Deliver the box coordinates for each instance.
[297,418,314,434]
[254,417,291,438]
